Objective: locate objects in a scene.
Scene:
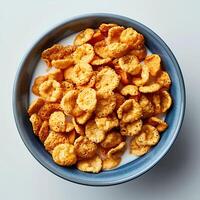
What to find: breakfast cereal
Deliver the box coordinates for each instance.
[49,111,66,132]
[95,91,116,117]
[71,62,93,85]
[52,143,77,166]
[74,28,95,46]
[136,125,160,146]
[29,113,42,135]
[44,131,68,153]
[148,117,168,132]
[121,85,139,96]
[77,155,102,173]
[144,54,161,76]
[95,114,119,132]
[120,119,143,136]
[39,80,62,102]
[85,120,105,143]
[118,55,141,75]
[74,136,97,159]
[95,67,120,93]
[76,88,97,112]
[28,22,173,173]
[102,157,121,170]
[100,131,122,149]
[117,99,142,123]
[38,120,49,142]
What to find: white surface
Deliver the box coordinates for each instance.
[1,0,200,199]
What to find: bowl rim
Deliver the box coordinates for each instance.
[13,13,186,186]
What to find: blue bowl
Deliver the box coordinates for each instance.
[13,13,185,186]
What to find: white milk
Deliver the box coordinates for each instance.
[29,33,164,169]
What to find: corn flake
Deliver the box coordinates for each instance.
[95,114,119,132]
[28,98,45,116]
[129,47,147,61]
[74,28,94,46]
[102,157,121,170]
[38,120,49,143]
[60,81,74,93]
[76,73,96,90]
[117,99,142,123]
[119,55,141,75]
[76,111,93,125]
[71,63,93,86]
[148,117,168,132]
[39,80,62,102]
[161,90,172,113]
[156,71,171,89]
[130,138,151,156]
[32,75,48,96]
[115,67,129,85]
[91,55,111,65]
[73,44,94,64]
[107,26,125,44]
[132,64,149,86]
[152,94,161,114]
[121,85,139,96]
[85,120,105,143]
[72,104,85,117]
[29,113,42,135]
[95,92,116,117]
[65,121,75,133]
[41,44,75,67]
[144,54,161,76]
[74,136,97,159]
[107,142,126,159]
[76,88,97,112]
[44,131,69,153]
[139,83,161,93]
[139,95,154,118]
[99,23,117,35]
[38,103,61,120]
[77,155,102,173]
[49,111,66,132]
[100,131,122,149]
[60,90,78,115]
[72,118,85,136]
[136,125,160,146]
[52,143,77,166]
[120,120,143,136]
[51,56,74,69]
[94,40,109,59]
[48,69,64,82]
[120,27,138,44]
[107,42,129,58]
[131,33,145,49]
[63,66,74,82]
[89,29,104,45]
[95,67,120,93]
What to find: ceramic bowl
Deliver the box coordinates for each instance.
[13,13,185,186]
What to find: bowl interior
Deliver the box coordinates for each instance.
[13,13,185,186]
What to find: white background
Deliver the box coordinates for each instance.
[1,0,200,199]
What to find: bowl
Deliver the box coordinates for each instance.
[13,13,185,186]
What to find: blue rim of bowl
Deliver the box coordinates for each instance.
[12,13,186,186]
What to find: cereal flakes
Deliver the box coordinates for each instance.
[28,22,173,173]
